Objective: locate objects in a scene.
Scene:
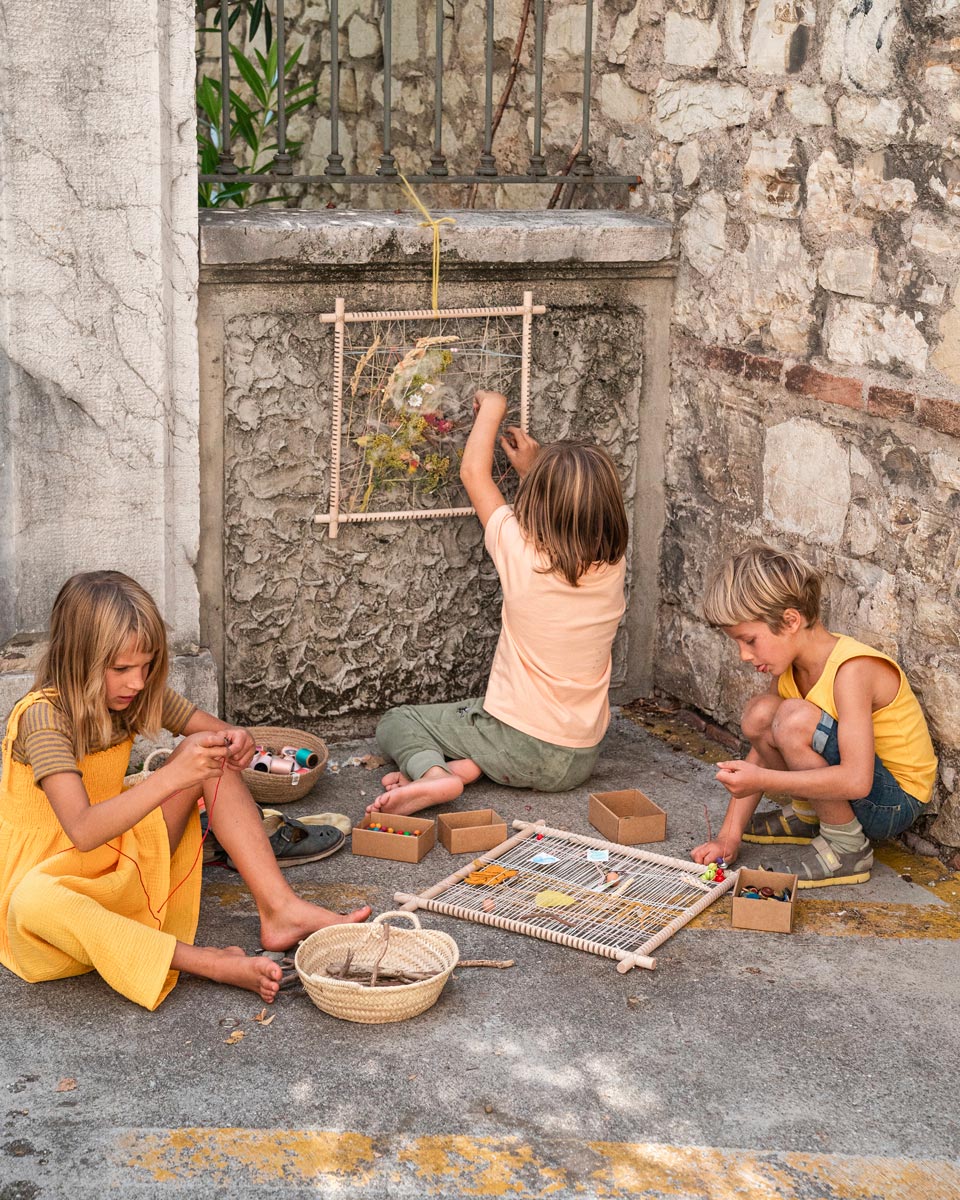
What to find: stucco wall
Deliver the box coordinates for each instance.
[198,210,674,733]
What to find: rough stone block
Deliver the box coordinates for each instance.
[818,244,878,298]
[744,135,801,217]
[652,80,752,142]
[747,0,814,74]
[852,169,916,215]
[346,14,381,58]
[737,225,816,354]
[820,0,899,94]
[835,95,904,149]
[599,73,647,127]
[763,417,852,545]
[676,141,702,186]
[664,12,721,67]
[825,300,929,375]
[804,151,870,235]
[680,190,727,277]
[784,84,832,125]
[931,283,960,386]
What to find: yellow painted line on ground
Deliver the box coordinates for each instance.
[116,1130,960,1198]
[690,844,960,940]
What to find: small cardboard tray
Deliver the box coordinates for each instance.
[588,789,667,845]
[351,814,436,863]
[731,867,798,934]
[438,809,508,854]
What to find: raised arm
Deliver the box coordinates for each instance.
[460,390,508,527]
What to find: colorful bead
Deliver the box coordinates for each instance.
[715,870,725,882]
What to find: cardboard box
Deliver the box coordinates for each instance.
[351,814,436,863]
[731,867,798,934]
[588,789,667,845]
[438,809,507,854]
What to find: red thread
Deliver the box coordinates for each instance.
[71,753,227,930]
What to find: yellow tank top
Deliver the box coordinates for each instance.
[778,635,937,804]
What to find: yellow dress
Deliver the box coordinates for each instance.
[0,692,202,1010]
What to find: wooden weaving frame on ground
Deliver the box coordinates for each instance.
[394,820,735,973]
[314,291,546,538]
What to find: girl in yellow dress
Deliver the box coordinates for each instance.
[0,571,370,1010]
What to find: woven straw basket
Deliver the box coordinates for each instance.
[243,725,328,805]
[124,747,173,788]
[295,911,460,1024]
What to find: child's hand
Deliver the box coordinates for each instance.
[472,390,508,422]
[691,839,739,866]
[222,726,256,771]
[715,759,763,799]
[500,426,541,479]
[165,732,228,789]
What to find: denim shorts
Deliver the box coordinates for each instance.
[812,711,923,840]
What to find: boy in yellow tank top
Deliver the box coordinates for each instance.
[691,544,937,887]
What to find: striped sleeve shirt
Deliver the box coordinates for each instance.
[12,689,196,784]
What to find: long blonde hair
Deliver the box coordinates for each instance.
[513,443,629,586]
[33,571,169,758]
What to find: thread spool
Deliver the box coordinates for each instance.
[251,750,273,773]
[282,745,319,769]
[267,757,295,776]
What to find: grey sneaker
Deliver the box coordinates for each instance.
[742,806,820,845]
[766,835,872,889]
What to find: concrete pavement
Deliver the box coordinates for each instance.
[4,710,959,1199]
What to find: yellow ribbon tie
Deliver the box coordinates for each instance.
[398,173,456,313]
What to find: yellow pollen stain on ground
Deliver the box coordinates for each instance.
[119,1128,377,1184]
[688,845,960,940]
[116,1131,960,1198]
[397,1134,568,1196]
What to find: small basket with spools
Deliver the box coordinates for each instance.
[295,911,460,1024]
[243,725,329,805]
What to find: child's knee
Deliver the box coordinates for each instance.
[375,705,414,748]
[770,698,820,749]
[8,871,56,939]
[741,693,781,741]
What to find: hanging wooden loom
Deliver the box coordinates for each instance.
[313,179,546,538]
[395,821,735,973]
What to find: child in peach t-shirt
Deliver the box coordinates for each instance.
[368,390,628,817]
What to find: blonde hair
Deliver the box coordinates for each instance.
[513,443,629,587]
[34,571,169,758]
[703,544,823,632]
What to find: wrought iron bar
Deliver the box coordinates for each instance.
[326,0,345,175]
[273,0,292,174]
[527,0,546,176]
[428,0,448,175]
[476,0,497,176]
[377,0,397,176]
[217,0,238,175]
[574,0,595,177]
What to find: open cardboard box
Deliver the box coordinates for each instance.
[351,814,436,863]
[731,867,798,933]
[588,788,667,845]
[438,808,507,854]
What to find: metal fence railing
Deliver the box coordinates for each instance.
[199,0,637,196]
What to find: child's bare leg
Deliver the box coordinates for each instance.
[770,699,856,824]
[741,694,790,771]
[172,942,282,1003]
[192,768,370,948]
[380,760,481,794]
[367,766,465,816]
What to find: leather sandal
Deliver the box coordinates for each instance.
[230,813,345,869]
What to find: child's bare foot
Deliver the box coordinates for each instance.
[381,770,410,791]
[173,943,283,1002]
[366,767,464,816]
[259,897,371,952]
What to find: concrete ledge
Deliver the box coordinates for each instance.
[0,650,220,773]
[200,209,674,267]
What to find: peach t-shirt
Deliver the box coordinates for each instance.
[482,505,626,748]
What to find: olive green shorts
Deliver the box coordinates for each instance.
[375,697,600,792]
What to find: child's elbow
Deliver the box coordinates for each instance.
[851,768,875,800]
